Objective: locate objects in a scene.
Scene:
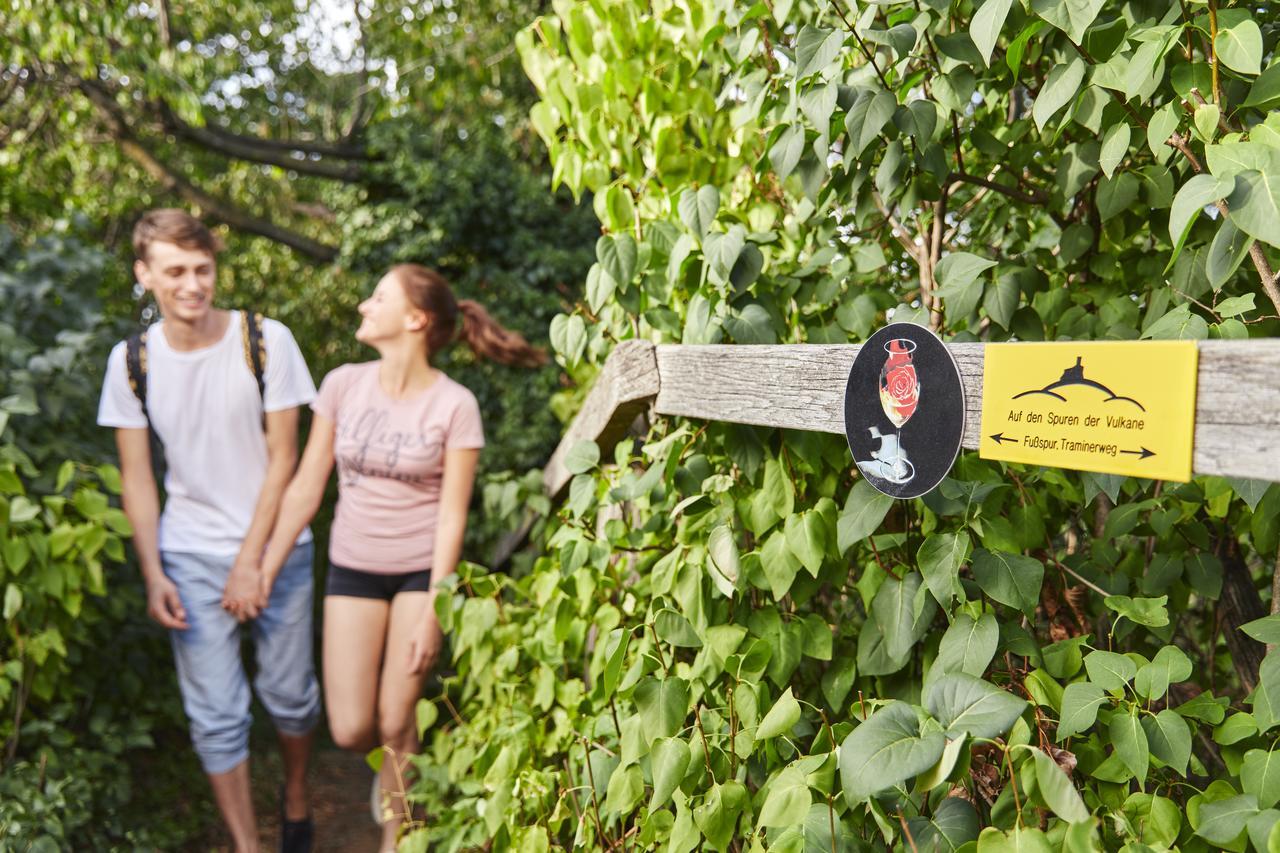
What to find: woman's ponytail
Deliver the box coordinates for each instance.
[390,263,547,368]
[456,299,547,368]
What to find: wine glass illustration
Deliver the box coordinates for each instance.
[879,338,920,427]
[857,338,920,484]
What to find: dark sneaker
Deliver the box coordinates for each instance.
[280,785,313,853]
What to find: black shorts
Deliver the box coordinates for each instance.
[325,564,431,601]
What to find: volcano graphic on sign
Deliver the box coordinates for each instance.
[1013,357,1146,411]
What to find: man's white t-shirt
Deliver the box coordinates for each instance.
[97,312,316,556]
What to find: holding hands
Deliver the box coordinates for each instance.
[222,556,271,621]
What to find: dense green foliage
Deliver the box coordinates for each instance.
[0,227,208,848]
[404,0,1280,850]
[1,2,592,845]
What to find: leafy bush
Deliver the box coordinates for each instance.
[402,1,1280,851]
[0,224,207,849]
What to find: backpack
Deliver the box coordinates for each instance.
[124,310,268,438]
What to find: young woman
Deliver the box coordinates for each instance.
[256,264,543,847]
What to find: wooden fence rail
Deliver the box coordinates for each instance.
[495,338,1280,565]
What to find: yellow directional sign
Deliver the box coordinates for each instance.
[979,341,1198,482]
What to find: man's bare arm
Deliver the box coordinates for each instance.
[116,428,188,630]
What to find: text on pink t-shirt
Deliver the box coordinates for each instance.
[312,362,484,573]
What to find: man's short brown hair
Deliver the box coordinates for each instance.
[132,208,225,262]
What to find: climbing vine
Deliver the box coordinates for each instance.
[404,0,1280,850]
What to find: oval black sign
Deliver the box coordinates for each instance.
[843,322,965,499]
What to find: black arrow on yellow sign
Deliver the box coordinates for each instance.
[1120,447,1157,459]
[989,433,1018,445]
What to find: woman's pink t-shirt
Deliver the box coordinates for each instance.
[312,362,484,574]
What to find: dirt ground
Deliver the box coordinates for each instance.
[193,744,385,852]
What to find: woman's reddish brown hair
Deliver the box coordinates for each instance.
[390,264,547,368]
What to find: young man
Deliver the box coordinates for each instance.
[98,209,319,853]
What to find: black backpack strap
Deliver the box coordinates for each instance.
[124,329,152,430]
[241,310,268,430]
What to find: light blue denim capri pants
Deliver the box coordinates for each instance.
[162,541,321,774]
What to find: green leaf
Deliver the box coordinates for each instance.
[1099,122,1130,178]
[1058,682,1107,740]
[844,89,896,159]
[1195,103,1221,142]
[1244,615,1280,645]
[1243,63,1280,109]
[1031,746,1090,822]
[837,479,893,552]
[604,763,644,816]
[3,584,22,621]
[415,698,438,741]
[634,677,690,745]
[1215,19,1263,76]
[1216,294,1256,317]
[758,688,801,741]
[977,826,1054,852]
[872,571,934,660]
[971,0,1013,66]
[1096,172,1139,220]
[1030,0,1104,43]
[1142,710,1191,777]
[1206,218,1254,290]
[935,252,997,292]
[925,673,1028,739]
[1033,56,1085,130]
[55,460,75,493]
[1110,708,1150,784]
[707,525,740,597]
[649,736,691,810]
[799,82,838,141]
[693,781,748,849]
[758,766,811,829]
[1084,650,1138,692]
[934,612,1000,678]
[838,702,947,803]
[1243,748,1280,809]
[971,549,1043,615]
[601,628,631,700]
[564,439,600,474]
[1227,169,1280,248]
[1103,594,1169,628]
[784,511,826,577]
[1135,646,1193,700]
[678,185,719,238]
[1247,808,1280,853]
[760,530,800,600]
[1141,304,1210,340]
[770,124,805,182]
[1147,103,1180,159]
[655,609,701,648]
[1168,173,1233,258]
[597,234,638,288]
[763,457,795,519]
[795,25,843,79]
[984,268,1022,329]
[1197,794,1259,845]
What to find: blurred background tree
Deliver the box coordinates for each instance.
[0,0,589,845]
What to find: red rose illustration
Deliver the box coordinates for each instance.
[879,339,920,427]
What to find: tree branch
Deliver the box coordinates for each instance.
[829,0,892,91]
[198,121,370,160]
[156,102,364,181]
[944,171,1047,206]
[156,0,172,47]
[871,192,922,262]
[79,80,339,262]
